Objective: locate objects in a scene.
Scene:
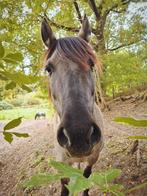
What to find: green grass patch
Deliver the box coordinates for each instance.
[0,104,55,121]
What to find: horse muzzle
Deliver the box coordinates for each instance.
[57,123,102,157]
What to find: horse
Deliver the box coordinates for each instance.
[41,16,104,196]
[35,112,46,120]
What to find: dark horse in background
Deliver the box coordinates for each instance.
[41,16,104,196]
[35,112,46,120]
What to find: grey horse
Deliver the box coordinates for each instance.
[41,16,104,196]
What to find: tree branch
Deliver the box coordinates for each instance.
[41,13,97,35]
[72,0,82,23]
[88,0,100,19]
[48,18,79,32]
[107,40,142,51]
[105,0,131,16]
[111,8,127,14]
[121,0,132,5]
[43,13,79,32]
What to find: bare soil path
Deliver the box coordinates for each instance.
[0,100,147,196]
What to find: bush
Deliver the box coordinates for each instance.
[0,101,14,110]
[9,95,43,107]
[10,98,24,107]
[27,97,41,105]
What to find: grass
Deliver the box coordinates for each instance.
[0,104,55,121]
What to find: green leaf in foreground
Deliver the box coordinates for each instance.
[2,131,29,144]
[90,169,124,196]
[128,136,147,140]
[24,173,61,188]
[12,132,29,138]
[0,42,5,58]
[106,184,124,196]
[23,160,124,195]
[21,84,32,92]
[3,132,13,144]
[114,117,147,127]
[90,169,122,186]
[5,81,16,90]
[49,160,83,178]
[4,117,23,131]
[66,176,92,195]
[126,182,147,193]
[1,70,39,86]
[3,52,23,63]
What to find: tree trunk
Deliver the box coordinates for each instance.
[93,17,108,108]
[94,15,107,54]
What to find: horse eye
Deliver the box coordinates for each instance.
[88,59,94,68]
[45,63,54,76]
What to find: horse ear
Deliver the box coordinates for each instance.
[41,18,56,48]
[78,15,91,42]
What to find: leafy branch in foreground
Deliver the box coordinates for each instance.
[0,42,39,92]
[113,116,147,193]
[114,117,147,140]
[114,117,147,127]
[0,117,29,143]
[24,160,124,196]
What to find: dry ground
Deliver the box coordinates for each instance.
[0,99,147,196]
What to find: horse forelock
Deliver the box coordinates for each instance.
[44,37,101,72]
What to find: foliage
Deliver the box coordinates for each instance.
[128,135,147,140]
[3,131,29,144]
[114,116,147,140]
[6,91,49,107]
[113,117,147,192]
[114,117,147,127]
[10,98,25,107]
[0,0,146,100]
[102,51,147,97]
[1,117,29,144]
[125,182,147,194]
[0,100,13,110]
[27,97,41,106]
[0,40,40,100]
[9,97,42,107]
[24,160,124,196]
[3,117,23,131]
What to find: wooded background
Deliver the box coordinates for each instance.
[0,0,147,104]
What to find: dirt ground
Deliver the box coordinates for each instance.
[0,99,147,196]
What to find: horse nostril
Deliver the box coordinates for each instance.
[89,123,101,146]
[57,127,70,147]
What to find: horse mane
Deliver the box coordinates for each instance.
[45,36,101,72]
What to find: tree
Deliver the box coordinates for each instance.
[0,0,146,105]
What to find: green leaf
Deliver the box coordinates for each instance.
[90,169,122,186]
[128,136,147,140]
[23,160,123,195]
[21,84,32,92]
[5,81,16,90]
[49,160,83,178]
[12,132,29,138]
[107,184,124,196]
[114,117,147,127]
[2,70,39,85]
[0,73,7,80]
[24,173,61,188]
[90,170,124,195]
[4,117,23,131]
[66,176,92,195]
[3,52,23,63]
[0,42,5,58]
[0,62,4,68]
[3,132,13,144]
[126,182,147,193]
